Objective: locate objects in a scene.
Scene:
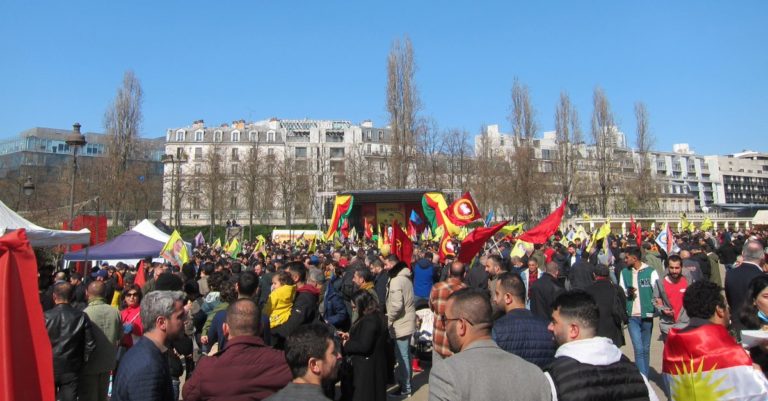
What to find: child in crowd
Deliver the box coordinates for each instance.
[264,270,296,330]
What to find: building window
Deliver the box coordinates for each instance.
[214,130,223,142]
[249,131,257,142]
[175,130,185,141]
[194,164,201,174]
[230,196,237,208]
[366,144,371,154]
[194,147,202,160]
[378,131,383,141]
[231,180,238,191]
[541,149,551,160]
[330,148,344,158]
[231,164,238,174]
[195,130,204,142]
[379,161,385,169]
[268,148,274,156]
[231,130,240,142]
[194,181,201,191]
[366,130,372,140]
[192,197,200,209]
[295,147,307,158]
[267,131,275,142]
[231,148,239,161]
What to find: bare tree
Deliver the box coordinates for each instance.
[444,128,471,191]
[633,101,659,211]
[200,145,226,242]
[386,36,420,189]
[413,117,444,189]
[242,142,263,240]
[590,87,617,217]
[553,91,582,202]
[470,126,507,219]
[103,70,143,226]
[508,78,541,220]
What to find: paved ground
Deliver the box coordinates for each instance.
[404,327,668,401]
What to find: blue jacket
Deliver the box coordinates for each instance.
[207,309,228,351]
[492,308,556,368]
[113,337,175,401]
[324,276,349,330]
[412,258,435,298]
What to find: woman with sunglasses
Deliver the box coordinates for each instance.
[119,284,144,350]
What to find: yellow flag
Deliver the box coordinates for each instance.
[160,230,189,266]
[433,225,445,241]
[308,237,316,254]
[226,238,240,255]
[499,223,524,235]
[511,240,533,258]
[701,217,713,231]
[595,219,611,241]
[582,213,591,221]
[574,225,589,242]
[212,238,222,249]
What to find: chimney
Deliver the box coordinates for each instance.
[361,120,373,128]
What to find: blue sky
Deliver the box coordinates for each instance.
[1,1,765,155]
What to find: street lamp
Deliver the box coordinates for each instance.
[65,123,87,230]
[22,176,35,197]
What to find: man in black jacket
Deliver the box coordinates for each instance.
[584,265,626,347]
[44,282,95,401]
[725,239,766,335]
[567,251,595,291]
[530,262,564,320]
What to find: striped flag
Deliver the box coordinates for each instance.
[664,323,768,400]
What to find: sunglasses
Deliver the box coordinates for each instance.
[439,314,487,326]
[125,293,139,298]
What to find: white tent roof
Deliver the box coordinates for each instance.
[131,219,192,254]
[0,200,91,247]
[753,210,768,226]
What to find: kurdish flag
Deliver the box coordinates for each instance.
[422,192,460,235]
[325,195,354,239]
[663,323,768,400]
[160,230,189,267]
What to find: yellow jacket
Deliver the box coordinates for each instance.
[264,284,296,328]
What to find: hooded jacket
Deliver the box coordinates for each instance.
[264,284,296,328]
[386,262,416,338]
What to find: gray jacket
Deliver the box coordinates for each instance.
[429,339,551,401]
[652,275,690,335]
[386,266,416,338]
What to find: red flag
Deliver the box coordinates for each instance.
[391,223,414,268]
[407,220,418,241]
[364,218,373,240]
[439,231,456,263]
[340,219,350,240]
[630,216,642,247]
[0,229,55,401]
[457,220,509,264]
[134,259,147,289]
[517,199,567,244]
[444,192,482,227]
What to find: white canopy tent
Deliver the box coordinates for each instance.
[0,200,90,247]
[131,219,193,253]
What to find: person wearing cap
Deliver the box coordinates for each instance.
[585,264,628,347]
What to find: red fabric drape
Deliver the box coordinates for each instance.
[0,229,55,401]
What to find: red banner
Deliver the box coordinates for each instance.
[0,229,56,401]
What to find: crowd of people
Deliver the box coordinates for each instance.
[37,223,768,400]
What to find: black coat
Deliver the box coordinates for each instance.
[530,273,564,320]
[273,286,321,341]
[725,263,765,334]
[585,279,626,347]
[341,313,388,401]
[466,260,489,290]
[567,260,595,291]
[44,303,96,382]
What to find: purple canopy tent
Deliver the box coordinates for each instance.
[63,230,165,261]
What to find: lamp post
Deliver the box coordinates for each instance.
[65,123,87,230]
[22,176,35,211]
